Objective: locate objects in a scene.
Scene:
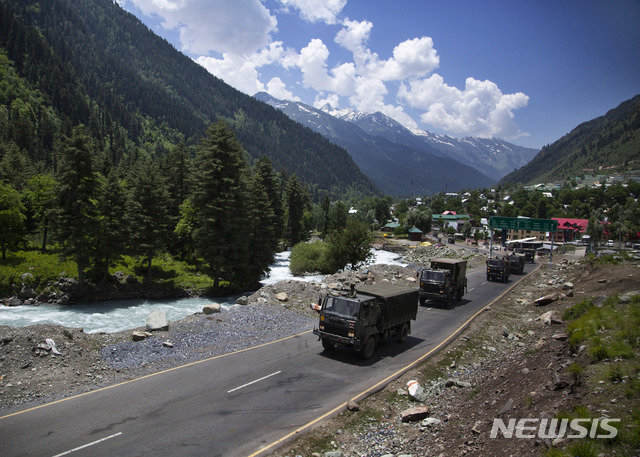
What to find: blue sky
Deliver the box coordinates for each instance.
[116,0,640,149]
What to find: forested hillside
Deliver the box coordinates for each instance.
[501,94,640,185]
[0,0,375,196]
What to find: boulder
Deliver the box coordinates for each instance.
[275,292,288,302]
[552,333,569,341]
[21,272,34,284]
[162,341,174,348]
[235,296,249,306]
[562,282,574,290]
[407,380,427,402]
[146,309,169,331]
[420,417,443,428]
[5,297,22,307]
[400,405,431,422]
[471,420,486,434]
[132,331,152,341]
[347,400,359,411]
[202,304,221,314]
[620,291,640,304]
[534,293,558,306]
[18,286,37,300]
[537,311,562,325]
[323,452,343,457]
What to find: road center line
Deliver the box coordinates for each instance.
[227,371,282,394]
[51,432,122,457]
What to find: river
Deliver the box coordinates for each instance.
[0,250,406,333]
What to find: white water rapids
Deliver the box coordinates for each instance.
[0,250,406,333]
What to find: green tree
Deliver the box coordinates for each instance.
[0,182,25,259]
[94,172,130,281]
[405,208,432,233]
[128,159,170,276]
[285,175,308,246]
[54,126,98,285]
[25,174,58,252]
[327,200,348,233]
[244,170,278,282]
[255,157,283,243]
[321,195,330,238]
[325,219,373,271]
[192,121,248,288]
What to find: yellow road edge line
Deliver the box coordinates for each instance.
[247,263,542,457]
[0,329,313,421]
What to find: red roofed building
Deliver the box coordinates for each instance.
[551,218,589,242]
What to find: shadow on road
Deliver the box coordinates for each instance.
[317,335,424,367]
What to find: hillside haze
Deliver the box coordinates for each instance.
[501,94,640,185]
[0,0,376,196]
[254,92,495,196]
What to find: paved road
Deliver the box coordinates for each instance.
[0,264,536,457]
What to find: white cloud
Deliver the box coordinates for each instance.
[266,77,299,100]
[125,0,277,55]
[313,92,341,109]
[399,75,529,138]
[196,53,265,94]
[195,41,296,95]
[278,0,347,24]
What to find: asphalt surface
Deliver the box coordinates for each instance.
[0,263,535,457]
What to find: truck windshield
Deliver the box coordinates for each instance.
[323,297,360,318]
[421,270,447,282]
[488,260,503,267]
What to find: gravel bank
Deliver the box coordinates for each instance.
[100,304,315,371]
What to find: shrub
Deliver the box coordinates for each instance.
[289,241,329,275]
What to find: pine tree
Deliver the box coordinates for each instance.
[285,175,308,246]
[55,126,98,285]
[255,156,284,242]
[94,172,130,281]
[245,170,277,281]
[25,174,58,253]
[127,159,170,276]
[192,121,248,288]
[0,182,25,260]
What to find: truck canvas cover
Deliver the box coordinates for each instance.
[355,284,419,324]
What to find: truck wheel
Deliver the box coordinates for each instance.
[360,336,375,360]
[321,339,334,351]
[419,296,426,306]
[397,323,409,343]
[486,274,491,282]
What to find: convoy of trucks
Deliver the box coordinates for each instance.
[313,244,531,356]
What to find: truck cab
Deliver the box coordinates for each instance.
[486,258,510,282]
[418,259,467,308]
[507,253,526,275]
[313,284,418,359]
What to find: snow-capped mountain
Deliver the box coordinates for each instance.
[323,106,538,180]
[254,92,494,196]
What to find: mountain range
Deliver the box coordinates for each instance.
[0,0,375,197]
[255,92,538,195]
[501,94,640,185]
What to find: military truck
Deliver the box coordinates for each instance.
[486,258,510,282]
[417,259,467,307]
[313,284,419,359]
[507,253,526,275]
